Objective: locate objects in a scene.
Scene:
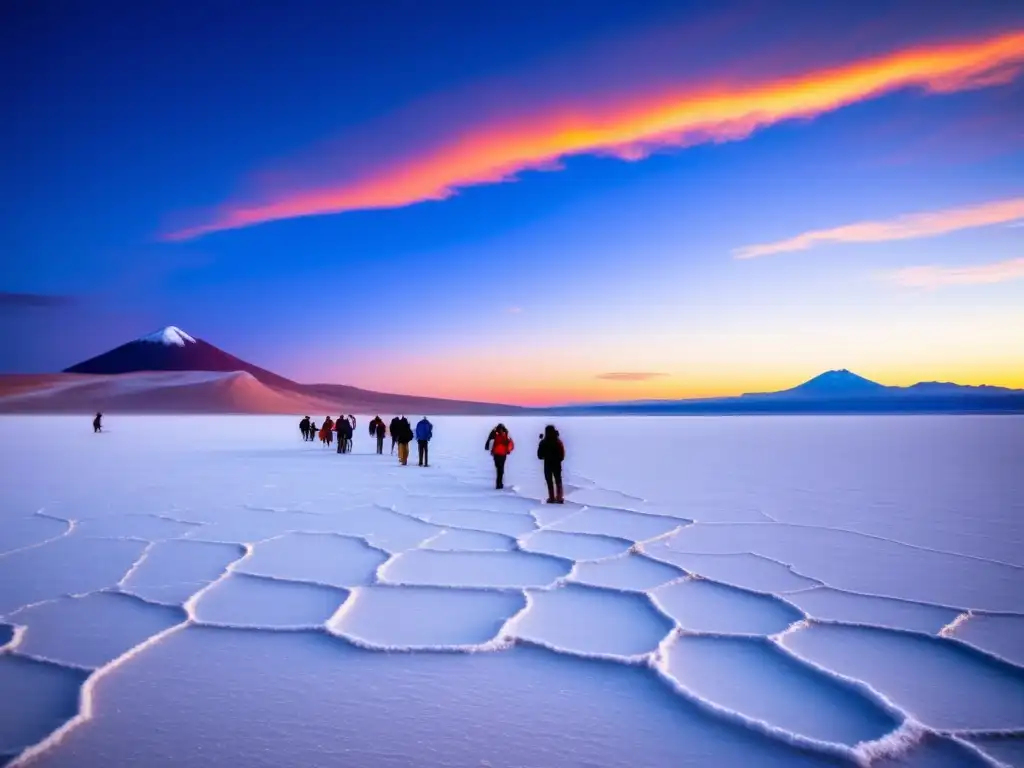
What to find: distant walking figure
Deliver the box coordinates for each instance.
[300,415,311,441]
[337,415,355,454]
[395,415,413,465]
[335,415,347,453]
[537,425,565,504]
[485,424,515,490]
[370,416,386,454]
[415,417,433,467]
[309,420,318,442]
[389,416,401,454]
[93,412,103,433]
[321,416,335,447]
[346,415,357,452]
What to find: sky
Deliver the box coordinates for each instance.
[2,0,1023,406]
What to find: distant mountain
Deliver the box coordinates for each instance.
[743,369,887,399]
[901,381,1020,396]
[64,326,301,392]
[0,325,519,415]
[553,369,1024,415]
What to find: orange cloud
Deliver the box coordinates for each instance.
[736,196,1024,258]
[885,257,1024,288]
[166,29,1024,240]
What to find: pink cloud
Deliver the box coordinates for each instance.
[165,28,1024,241]
[735,196,1024,258]
[885,257,1024,288]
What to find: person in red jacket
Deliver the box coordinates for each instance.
[485,423,515,490]
[537,424,565,503]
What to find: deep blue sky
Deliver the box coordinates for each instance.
[2,0,1023,403]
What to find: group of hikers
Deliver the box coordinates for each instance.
[300,414,434,466]
[298,415,567,503]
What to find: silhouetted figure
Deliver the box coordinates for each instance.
[93,412,103,433]
[346,415,356,452]
[321,416,334,447]
[300,416,311,441]
[309,420,318,442]
[370,416,386,454]
[336,415,353,454]
[537,425,565,503]
[415,417,433,467]
[485,423,515,490]
[395,415,413,465]
[389,416,401,454]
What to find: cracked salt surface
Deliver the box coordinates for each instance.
[653,578,804,635]
[1,414,1022,768]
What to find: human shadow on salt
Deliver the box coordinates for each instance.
[0,654,88,759]
[236,533,388,588]
[551,506,685,541]
[783,622,1024,730]
[520,530,633,561]
[33,626,838,768]
[664,635,899,746]
[784,587,958,635]
[331,586,525,648]
[192,573,348,628]
[121,539,244,605]
[383,550,570,589]
[515,584,674,657]
[653,579,803,635]
[12,592,184,668]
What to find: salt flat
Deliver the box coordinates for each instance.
[0,414,1022,767]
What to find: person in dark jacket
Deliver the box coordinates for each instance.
[485,424,515,490]
[309,420,318,442]
[93,412,103,433]
[336,415,353,453]
[389,416,401,454]
[537,425,565,503]
[415,417,433,467]
[300,416,311,441]
[370,416,386,454]
[395,415,413,465]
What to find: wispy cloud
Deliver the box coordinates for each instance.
[166,29,1024,240]
[885,257,1024,288]
[595,372,669,382]
[507,306,523,314]
[735,196,1024,258]
[0,292,77,309]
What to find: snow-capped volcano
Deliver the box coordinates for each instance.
[63,325,299,390]
[138,326,196,347]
